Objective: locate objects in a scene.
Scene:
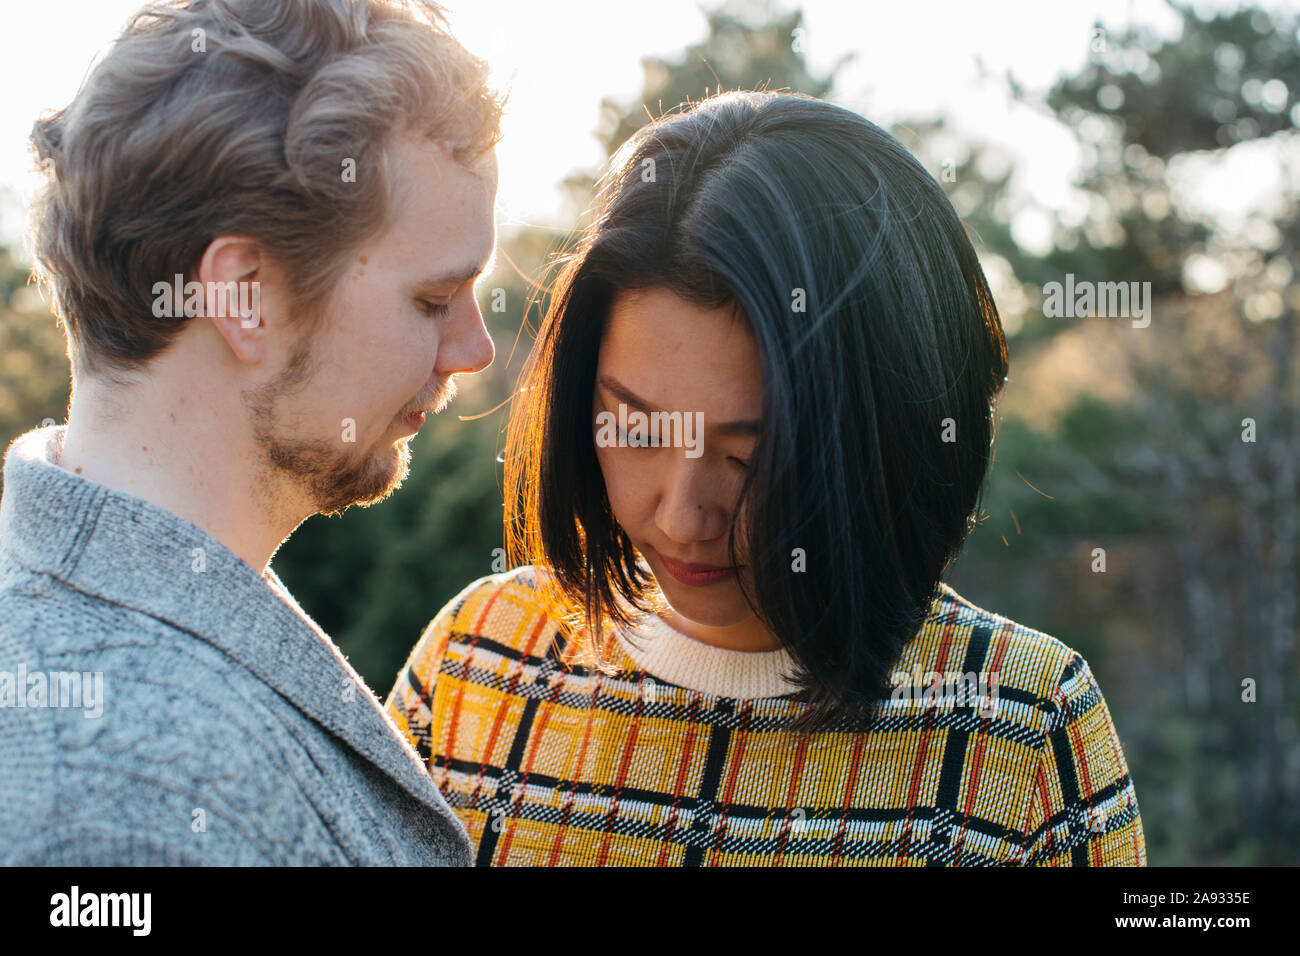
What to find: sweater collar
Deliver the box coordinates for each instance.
[615,610,803,699]
[0,425,453,819]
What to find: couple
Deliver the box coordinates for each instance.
[0,0,1145,866]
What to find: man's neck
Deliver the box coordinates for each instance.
[57,373,309,574]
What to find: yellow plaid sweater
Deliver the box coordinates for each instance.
[385,566,1146,866]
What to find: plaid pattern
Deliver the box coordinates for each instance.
[386,567,1146,866]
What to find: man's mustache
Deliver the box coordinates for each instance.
[407,376,458,417]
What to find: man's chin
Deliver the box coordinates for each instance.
[307,441,413,515]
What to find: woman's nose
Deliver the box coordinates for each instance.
[655,458,729,545]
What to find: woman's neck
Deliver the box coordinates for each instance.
[658,604,783,652]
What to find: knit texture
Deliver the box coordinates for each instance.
[615,613,803,699]
[387,565,1147,866]
[0,425,472,866]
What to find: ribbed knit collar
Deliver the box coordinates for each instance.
[615,610,803,700]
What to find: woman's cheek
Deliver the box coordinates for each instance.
[598,449,651,525]
[593,441,614,486]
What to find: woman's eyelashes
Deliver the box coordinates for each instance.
[612,424,751,470]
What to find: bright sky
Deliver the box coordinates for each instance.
[0,0,1293,258]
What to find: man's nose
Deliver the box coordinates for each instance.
[437,293,495,376]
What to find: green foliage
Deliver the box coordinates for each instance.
[946,2,1300,864]
[0,255,70,495]
[1048,5,1300,156]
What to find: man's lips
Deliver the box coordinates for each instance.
[657,554,737,587]
[401,378,457,432]
[400,408,430,432]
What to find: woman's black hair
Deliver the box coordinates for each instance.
[506,90,1008,733]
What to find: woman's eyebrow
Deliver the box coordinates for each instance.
[596,375,653,410]
[596,375,761,434]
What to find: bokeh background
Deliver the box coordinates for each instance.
[1,0,1298,864]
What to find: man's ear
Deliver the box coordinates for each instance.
[198,235,269,365]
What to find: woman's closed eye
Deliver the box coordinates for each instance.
[417,298,450,318]
[617,426,750,469]
[616,426,653,447]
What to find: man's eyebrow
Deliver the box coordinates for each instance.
[596,374,761,435]
[414,251,496,290]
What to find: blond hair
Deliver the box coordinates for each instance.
[29,0,503,376]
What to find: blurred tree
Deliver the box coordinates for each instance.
[0,251,70,497]
[560,0,849,222]
[1050,5,1297,864]
[947,2,1299,863]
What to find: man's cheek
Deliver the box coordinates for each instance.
[332,397,385,447]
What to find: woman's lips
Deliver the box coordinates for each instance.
[657,554,736,587]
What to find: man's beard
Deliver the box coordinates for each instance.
[242,338,455,516]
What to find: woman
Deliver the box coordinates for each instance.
[386,90,1146,866]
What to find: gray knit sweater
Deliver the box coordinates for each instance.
[0,425,471,866]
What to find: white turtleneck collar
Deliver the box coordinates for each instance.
[614,611,803,700]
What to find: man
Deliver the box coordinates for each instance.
[0,0,501,865]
